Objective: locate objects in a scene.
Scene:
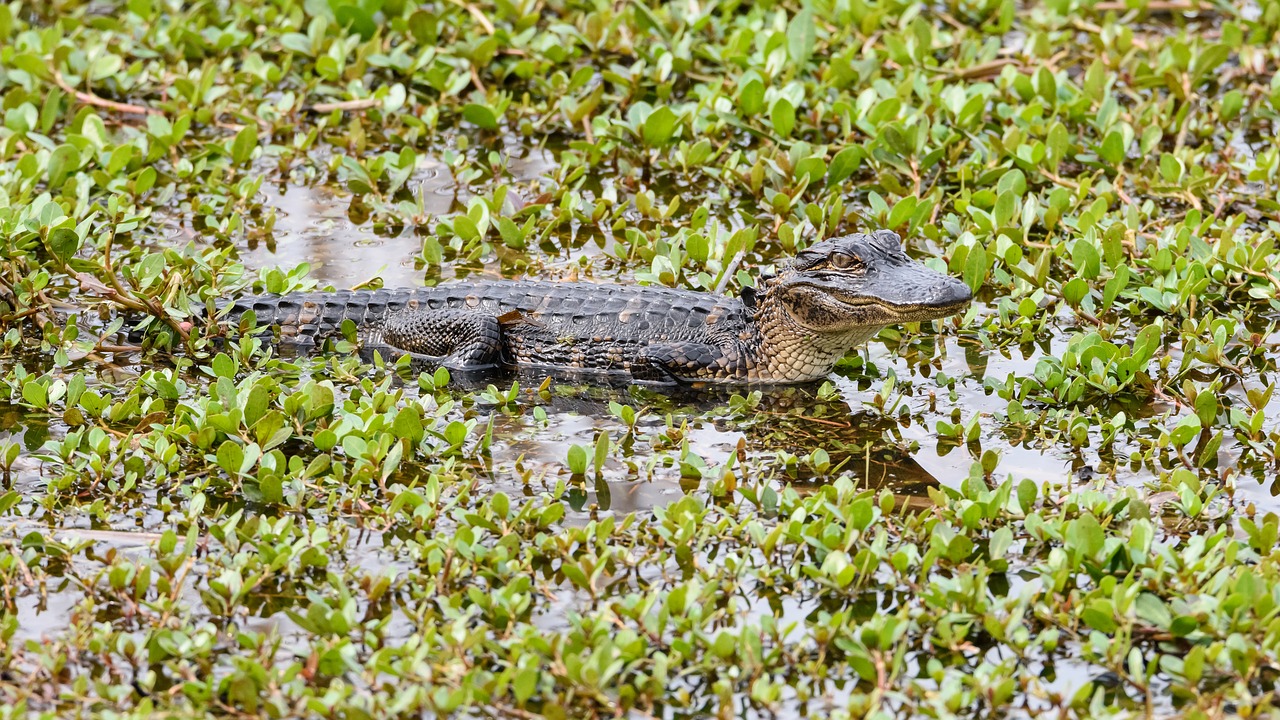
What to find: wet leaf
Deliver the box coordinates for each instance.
[770,98,795,138]
[462,103,499,130]
[787,8,816,66]
[230,125,257,165]
[642,106,678,146]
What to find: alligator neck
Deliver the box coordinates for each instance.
[747,289,882,382]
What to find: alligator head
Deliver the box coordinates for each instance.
[757,230,972,335]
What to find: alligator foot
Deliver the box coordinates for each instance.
[379,309,509,369]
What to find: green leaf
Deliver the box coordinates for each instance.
[828,146,863,185]
[243,383,270,427]
[1138,286,1171,312]
[1192,44,1230,84]
[462,103,499,130]
[737,78,764,116]
[1081,600,1117,633]
[642,106,677,146]
[453,215,480,241]
[497,217,525,248]
[231,124,258,165]
[47,228,81,264]
[1066,514,1105,560]
[335,5,376,39]
[394,406,424,443]
[46,144,81,188]
[593,433,609,474]
[793,156,825,187]
[566,444,587,475]
[1099,130,1125,165]
[787,8,816,66]
[887,196,917,230]
[1131,323,1161,365]
[1135,593,1172,629]
[1171,616,1200,639]
[407,10,438,43]
[988,526,1013,560]
[0,490,20,514]
[216,440,244,476]
[1062,278,1089,306]
[1071,240,1101,279]
[993,190,1018,228]
[770,98,795,138]
[1017,479,1037,513]
[212,353,236,379]
[962,243,987,292]
[21,381,47,409]
[1169,415,1202,448]
[314,429,337,451]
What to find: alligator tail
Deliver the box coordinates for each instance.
[219,288,434,346]
[124,288,434,347]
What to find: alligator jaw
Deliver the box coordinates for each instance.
[830,275,973,324]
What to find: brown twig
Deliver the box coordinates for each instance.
[714,251,744,295]
[937,59,1023,81]
[0,275,55,331]
[446,0,495,34]
[307,98,380,113]
[1039,168,1082,190]
[1070,18,1150,51]
[51,71,161,116]
[1092,0,1216,12]
[1113,171,1135,206]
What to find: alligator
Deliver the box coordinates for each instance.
[212,231,971,384]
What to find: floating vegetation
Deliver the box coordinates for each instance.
[2,0,1280,717]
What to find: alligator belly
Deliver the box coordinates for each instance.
[502,327,649,373]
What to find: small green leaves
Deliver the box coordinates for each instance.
[827,146,862,185]
[786,8,816,67]
[46,227,81,263]
[737,77,764,115]
[46,144,81,187]
[641,106,678,147]
[1065,514,1106,563]
[394,406,424,443]
[1098,129,1126,165]
[6,3,1280,719]
[230,124,257,165]
[770,98,795,138]
[462,103,499,130]
[566,444,587,475]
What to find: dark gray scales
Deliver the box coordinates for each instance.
[225,282,753,381]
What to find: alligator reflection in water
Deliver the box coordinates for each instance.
[448,366,946,515]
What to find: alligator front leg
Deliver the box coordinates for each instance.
[633,342,749,383]
[373,309,508,369]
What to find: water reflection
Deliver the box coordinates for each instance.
[450,372,955,516]
[235,141,560,288]
[240,183,427,287]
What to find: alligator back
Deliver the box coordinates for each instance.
[225,281,752,349]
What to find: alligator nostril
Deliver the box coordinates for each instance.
[932,278,972,306]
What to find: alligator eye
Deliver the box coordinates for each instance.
[831,252,859,270]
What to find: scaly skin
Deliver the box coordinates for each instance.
[218,231,972,384]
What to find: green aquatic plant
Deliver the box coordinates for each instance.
[2,0,1280,717]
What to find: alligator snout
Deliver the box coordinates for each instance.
[925,276,973,310]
